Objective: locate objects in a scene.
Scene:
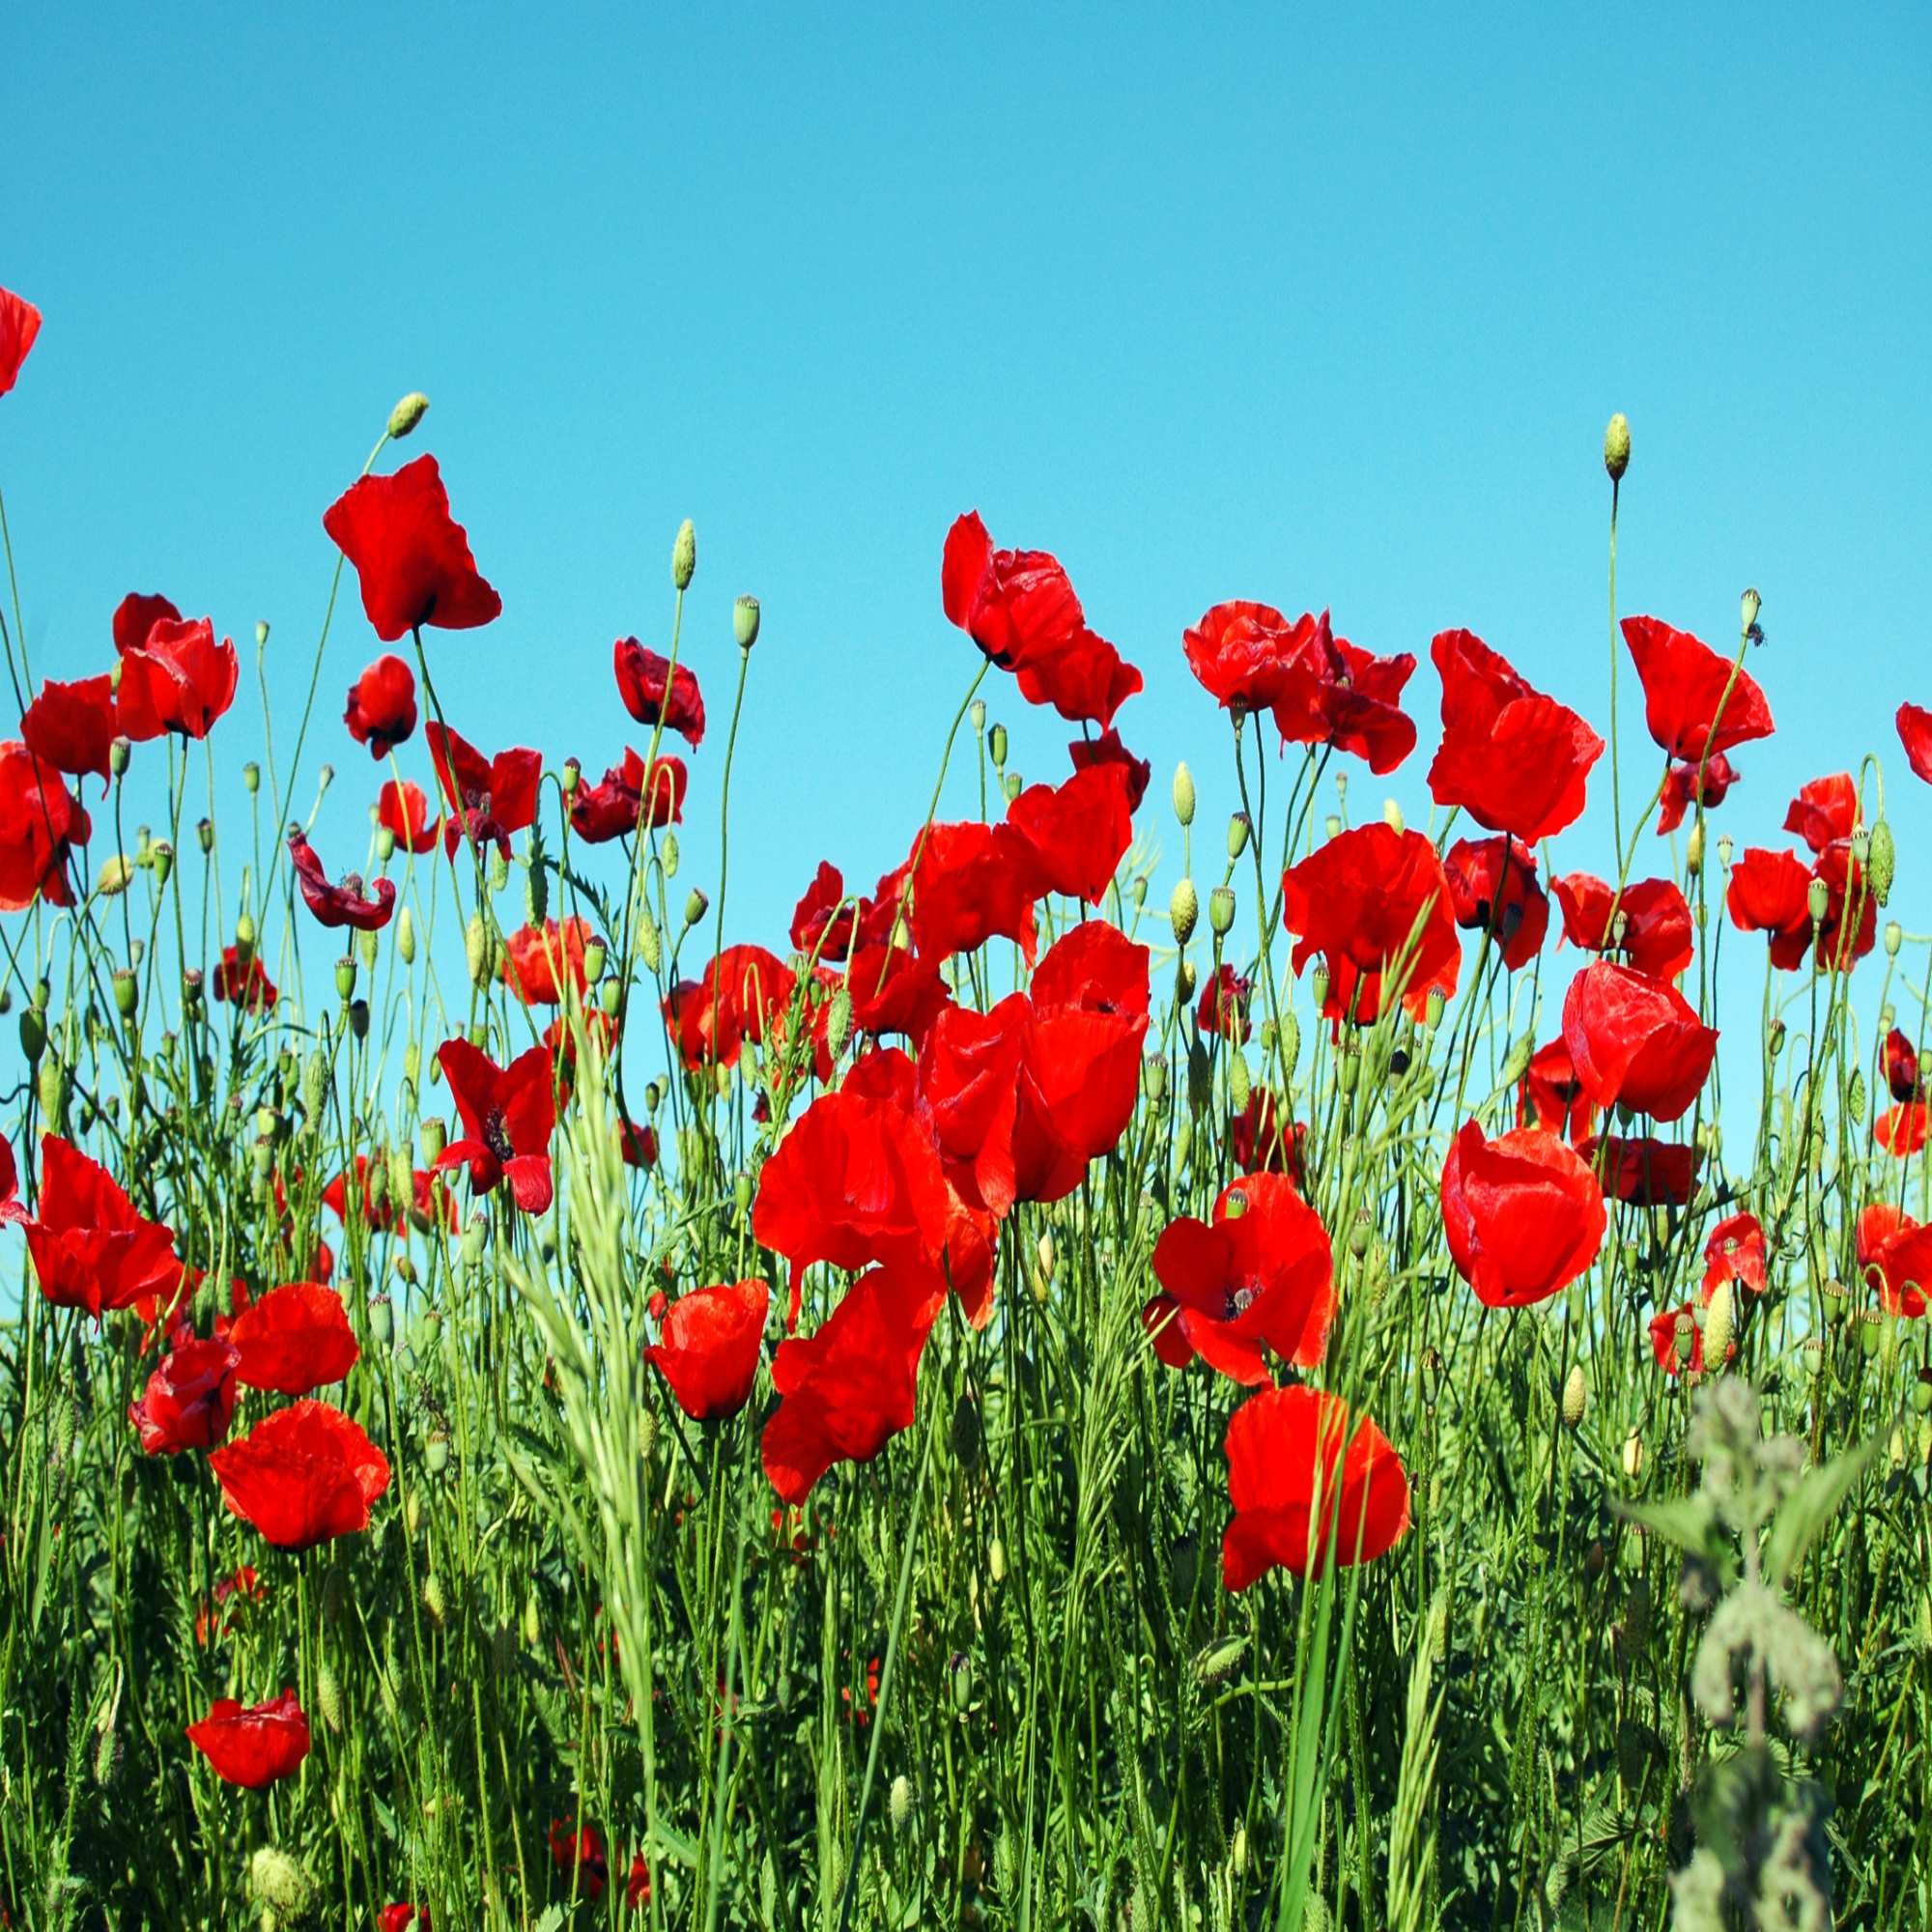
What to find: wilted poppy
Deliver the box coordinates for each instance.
[1657,751,1739,836]
[425,724,541,859]
[613,639,706,747]
[24,1134,181,1318]
[1517,1038,1596,1142]
[436,1038,556,1212]
[288,830,395,930]
[1550,873,1694,983]
[1006,763,1135,903]
[115,615,239,741]
[1887,1027,1923,1103]
[323,455,500,641]
[1440,1120,1605,1308]
[1621,615,1774,762]
[1562,962,1717,1122]
[228,1282,359,1396]
[21,675,119,789]
[213,945,277,1010]
[1195,964,1252,1041]
[1443,836,1548,971]
[500,918,602,1007]
[569,748,686,841]
[210,1400,390,1549]
[1702,1212,1768,1300]
[1582,1134,1701,1207]
[343,654,417,758]
[1068,726,1151,810]
[646,1279,770,1421]
[1859,1204,1932,1317]
[0,742,90,909]
[378,778,440,855]
[185,1690,310,1788]
[664,945,797,1071]
[1222,1385,1409,1590]
[129,1336,241,1454]
[0,287,43,395]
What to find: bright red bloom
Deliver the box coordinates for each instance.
[1183,601,1321,712]
[1783,773,1858,854]
[1426,629,1603,841]
[1702,1212,1768,1300]
[1621,615,1774,762]
[185,1690,310,1788]
[21,675,118,789]
[1550,873,1694,982]
[128,1336,241,1454]
[288,830,395,930]
[0,742,90,909]
[426,724,542,859]
[210,1400,390,1549]
[569,748,685,841]
[24,1135,180,1319]
[1561,962,1717,1122]
[549,1819,609,1900]
[897,820,1041,965]
[664,945,797,1070]
[228,1283,359,1396]
[1657,751,1739,836]
[1440,1120,1605,1308]
[612,638,706,747]
[435,1039,556,1212]
[112,592,182,654]
[1859,1205,1932,1317]
[323,455,500,641]
[0,287,42,395]
[1195,964,1252,1041]
[1068,726,1151,810]
[1443,836,1548,971]
[1724,843,1875,972]
[838,942,951,1045]
[0,1131,21,1225]
[115,615,239,741]
[1877,1102,1930,1157]
[379,1909,430,1932]
[646,1280,770,1421]
[500,918,601,1007]
[1650,1303,1724,1378]
[1143,1173,1335,1384]
[1887,1027,1922,1103]
[1581,1134,1701,1207]
[789,861,902,962]
[762,1261,945,1503]
[1280,823,1460,1026]
[213,945,277,1010]
[625,1855,652,1909]
[1222,1386,1409,1591]
[1229,1090,1306,1179]
[1517,1038,1596,1142]
[378,777,440,854]
[321,1156,455,1235]
[1006,763,1134,903]
[343,654,417,758]
[1897,703,1932,785]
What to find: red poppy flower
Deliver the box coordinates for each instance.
[1898,703,1932,785]
[1724,843,1875,971]
[0,742,90,909]
[20,675,118,789]
[619,1119,659,1169]
[789,861,902,962]
[1877,1103,1931,1157]
[1702,1212,1768,1300]
[1783,773,1858,854]
[425,724,542,859]
[1195,964,1252,1041]
[1859,1204,1932,1317]
[1440,1120,1605,1308]
[209,1400,390,1549]
[1280,823,1460,1026]
[228,1283,359,1396]
[128,1336,241,1454]
[895,820,1041,966]
[1443,836,1548,971]
[0,287,42,395]
[378,778,440,855]
[1516,1038,1596,1142]
[435,1038,556,1212]
[646,1279,769,1420]
[208,946,274,1012]
[761,1261,946,1503]
[569,748,685,841]
[185,1690,310,1788]
[1621,615,1774,762]
[0,1131,21,1226]
[1550,873,1694,982]
[194,1565,266,1646]
[1221,1385,1409,1590]
[1426,629,1604,841]
[1887,1026,1922,1103]
[625,1856,652,1909]
[111,591,182,654]
[1143,1173,1335,1384]
[114,615,239,741]
[838,943,951,1045]
[24,1134,181,1319]
[1068,726,1151,810]
[321,1156,455,1235]
[1006,763,1135,903]
[664,944,797,1070]
[288,830,395,930]
[1656,751,1739,836]
[549,1819,609,1900]
[1013,625,1143,729]
[379,1908,430,1932]
[1181,602,1322,715]
[1650,1303,1724,1378]
[500,918,602,1007]
[1561,962,1717,1122]
[612,638,706,747]
[1229,1090,1306,1179]
[323,455,500,641]
[1581,1134,1701,1207]
[343,654,417,758]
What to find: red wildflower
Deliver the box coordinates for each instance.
[569,748,685,841]
[1517,1038,1596,1142]
[194,1565,265,1646]
[1782,773,1858,854]
[209,1400,391,1549]
[0,1132,20,1225]
[0,287,43,395]
[185,1690,310,1788]
[1006,763,1135,902]
[343,654,417,758]
[1195,964,1252,1041]
[1887,1027,1922,1103]
[1897,703,1932,785]
[500,918,602,1007]
[1859,1204,1932,1317]
[839,942,951,1045]
[288,830,395,930]
[1561,962,1717,1122]
[112,592,182,654]
[0,742,90,910]
[1650,1303,1723,1378]
[1702,1212,1768,1300]
[645,1280,770,1421]
[1183,601,1316,713]
[1724,843,1875,971]
[1440,1120,1605,1308]
[1280,823,1460,1026]
[1221,1386,1409,1590]
[612,639,706,747]
[1143,1173,1335,1384]
[323,455,500,641]
[379,1909,430,1932]
[664,945,797,1070]
[1581,1134,1701,1207]
[115,615,239,741]
[321,1155,454,1234]
[213,946,277,1011]
[1068,726,1151,810]
[426,724,542,859]
[435,1039,556,1212]
[128,1336,241,1454]
[897,820,1041,965]
[626,1855,652,1909]
[1621,615,1774,762]
[228,1283,359,1396]
[1877,1102,1931,1158]
[789,861,901,962]
[378,778,440,854]
[1657,751,1739,836]
[1426,629,1603,841]
[20,675,118,789]
[1550,873,1694,982]
[1229,1091,1307,1179]
[549,1819,609,1900]
[619,1119,659,1169]
[24,1135,180,1319]
[1443,836,1548,971]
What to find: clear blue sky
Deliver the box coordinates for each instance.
[5,4,1931,1079]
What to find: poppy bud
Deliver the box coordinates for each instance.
[684,888,708,928]
[1621,1430,1644,1480]
[1886,919,1903,958]
[969,698,986,733]
[890,1774,914,1831]
[526,858,548,927]
[1686,820,1704,873]
[1604,412,1631,482]
[671,518,696,591]
[1740,586,1762,636]
[1806,876,1830,927]
[1169,879,1198,945]
[109,736,130,778]
[387,390,430,439]
[1228,1051,1251,1113]
[151,841,174,886]
[948,1652,974,1712]
[1003,771,1022,804]
[392,904,416,966]
[1176,957,1196,1002]
[636,902,663,974]
[1704,1279,1735,1366]
[487,849,508,894]
[421,1117,447,1164]
[1227,813,1251,861]
[950,1395,981,1469]
[661,830,681,878]
[1142,1055,1167,1103]
[249,1848,314,1918]
[988,1536,1007,1584]
[373,821,398,866]
[314,1664,344,1735]
[422,1571,447,1626]
[1870,819,1896,905]
[733,595,761,650]
[1380,799,1404,836]
[334,956,356,1002]
[112,969,137,1020]
[1174,1117,1192,1172]
[97,855,133,896]
[988,723,1008,768]
[1337,1047,1359,1094]
[1172,762,1196,828]
[1279,1008,1301,1075]
[1561,1365,1587,1429]
[826,986,852,1059]
[1035,1230,1056,1298]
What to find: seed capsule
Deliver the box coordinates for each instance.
[671,518,696,591]
[1604,412,1632,482]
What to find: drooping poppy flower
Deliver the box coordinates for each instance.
[378,777,440,855]
[897,819,1042,965]
[1701,1212,1768,1300]
[288,829,395,930]
[24,1134,181,1319]
[20,675,119,789]
[612,639,706,747]
[323,454,501,641]
[114,615,239,741]
[0,742,90,909]
[1887,1027,1923,1103]
[212,944,277,1011]
[1440,1120,1606,1308]
[645,1280,770,1421]
[1858,1204,1932,1317]
[1221,1385,1409,1590]
[435,1038,556,1213]
[1581,1134,1701,1207]
[1006,762,1134,903]
[0,287,43,395]
[185,1690,311,1789]
[1426,629,1604,841]
[1229,1090,1307,1180]
[343,654,418,758]
[210,1401,390,1549]
[1725,842,1875,972]
[1650,1303,1724,1378]
[1621,615,1774,762]
[499,918,601,1007]
[568,748,685,842]
[1195,964,1252,1041]
[425,724,542,859]
[1068,726,1151,810]
[1561,961,1717,1122]
[664,945,797,1071]
[1143,1173,1335,1384]
[1550,873,1694,982]
[1443,836,1548,971]
[128,1336,241,1454]
[228,1283,359,1396]
[1517,1038,1597,1142]
[1897,703,1932,785]
[1782,773,1859,854]
[761,1260,946,1503]
[1877,1103,1931,1157]
[549,1819,609,1901]
[1279,822,1460,1026]
[1657,751,1739,836]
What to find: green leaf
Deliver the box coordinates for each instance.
[1763,1439,1875,1590]
[1612,1492,1718,1555]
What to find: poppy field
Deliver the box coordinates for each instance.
[2,286,1931,1930]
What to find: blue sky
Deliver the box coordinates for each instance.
[5,4,1930,1088]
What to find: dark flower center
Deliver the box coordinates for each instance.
[482,1107,515,1164]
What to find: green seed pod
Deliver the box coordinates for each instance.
[969,698,986,734]
[1003,770,1022,804]
[1740,586,1762,636]
[420,1117,447,1164]
[672,518,696,591]
[1887,920,1903,958]
[425,1431,451,1479]
[109,735,131,777]
[948,1653,974,1713]
[523,1588,542,1649]
[733,595,761,649]
[1208,885,1236,937]
[465,915,489,985]
[1169,879,1198,945]
[826,986,852,1059]
[18,1005,44,1064]
[1172,762,1196,828]
[526,854,548,927]
[889,1774,913,1831]
[1806,875,1830,926]
[1324,813,1343,839]
[422,1573,446,1625]
[37,1053,67,1123]
[112,970,137,1020]
[368,1294,393,1346]
[988,1536,1007,1584]
[1227,812,1251,860]
[1848,1069,1867,1122]
[314,1664,344,1735]
[1311,964,1330,1011]
[684,887,708,928]
[460,1213,486,1264]
[636,901,664,974]
[388,390,430,439]
[1869,818,1896,905]
[1604,412,1631,482]
[1142,1054,1167,1103]
[1703,1278,1735,1366]
[1175,957,1196,1002]
[151,840,174,886]
[582,939,606,983]
[988,723,1008,768]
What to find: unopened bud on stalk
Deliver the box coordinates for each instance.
[242,759,260,794]
[890,1774,914,1831]
[733,595,761,649]
[112,970,137,1020]
[1003,771,1022,804]
[334,956,356,1002]
[388,391,430,439]
[255,619,270,649]
[969,698,986,733]
[1604,412,1631,482]
[988,1536,1007,1584]
[1561,1365,1587,1429]
[1686,820,1704,872]
[988,723,1008,768]
[1501,1032,1533,1087]
[684,887,708,928]
[465,915,489,985]
[109,736,130,778]
[1886,920,1903,958]
[1869,819,1896,904]
[1172,763,1196,827]
[1208,885,1236,938]
[151,841,174,886]
[357,926,378,970]
[1229,1051,1251,1112]
[488,850,508,894]
[1169,879,1199,945]
[661,831,680,877]
[234,913,256,964]
[635,901,663,974]
[395,904,416,965]
[196,816,213,856]
[1279,1008,1301,1075]
[1621,1430,1644,1479]
[1337,1048,1359,1094]
[1740,587,1762,636]
[96,855,133,896]
[1227,812,1251,860]
[248,1847,314,1918]
[671,518,696,590]
[826,986,852,1059]
[1704,1279,1735,1366]
[1382,799,1404,835]
[375,822,397,864]
[1175,957,1196,1001]
[1807,876,1830,926]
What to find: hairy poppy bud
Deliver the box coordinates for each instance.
[395,904,416,966]
[671,518,696,591]
[661,830,680,878]
[465,915,489,985]
[1279,1008,1301,1076]
[422,1572,446,1624]
[249,1848,314,1918]
[387,391,430,439]
[1869,819,1896,905]
[314,1664,344,1735]
[1621,1430,1644,1480]
[1228,1051,1251,1113]
[636,902,663,974]
[1685,819,1704,873]
[950,1395,981,1469]
[1169,879,1198,945]
[733,595,761,649]
[1886,919,1903,958]
[826,986,852,1060]
[1704,1279,1735,1367]
[97,855,133,896]
[684,887,708,928]
[1501,1032,1534,1087]
[1172,762,1196,828]
[890,1774,914,1831]
[1561,1365,1587,1429]
[1176,957,1196,1002]
[988,1536,1007,1584]
[1208,885,1236,937]
[1604,412,1631,482]
[988,723,1008,768]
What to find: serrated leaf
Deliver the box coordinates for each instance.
[1763,1438,1874,1590]
[1611,1492,1718,1555]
